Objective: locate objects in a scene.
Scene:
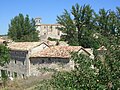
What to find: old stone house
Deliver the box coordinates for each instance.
[30,46,94,76]
[0,41,94,78]
[0,42,49,78]
[35,18,63,40]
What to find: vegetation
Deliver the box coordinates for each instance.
[51,47,120,89]
[47,37,58,41]
[32,3,120,90]
[0,45,10,87]
[0,45,10,66]
[34,47,120,90]
[8,13,39,42]
[1,3,120,90]
[57,4,120,48]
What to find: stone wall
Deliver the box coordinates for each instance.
[30,57,73,76]
[0,50,29,78]
[36,24,62,40]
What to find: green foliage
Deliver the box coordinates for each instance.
[51,54,99,90]
[1,70,8,87]
[0,45,10,87]
[49,49,120,89]
[57,3,120,48]
[57,9,78,46]
[31,4,120,90]
[0,45,10,66]
[8,13,39,42]
[57,4,98,47]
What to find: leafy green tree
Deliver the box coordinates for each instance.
[0,45,10,66]
[57,4,99,48]
[0,45,10,87]
[50,47,120,89]
[94,8,120,46]
[51,54,99,90]
[8,13,39,42]
[57,10,78,45]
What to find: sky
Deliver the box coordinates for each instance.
[0,0,120,35]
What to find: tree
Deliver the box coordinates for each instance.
[50,46,120,89]
[0,45,10,87]
[0,45,10,66]
[57,10,78,45]
[57,4,97,48]
[94,8,120,46]
[8,13,39,42]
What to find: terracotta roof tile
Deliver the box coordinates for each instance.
[31,46,82,58]
[7,42,42,51]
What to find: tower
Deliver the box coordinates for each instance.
[35,17,41,25]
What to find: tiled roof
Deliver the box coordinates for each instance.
[7,42,42,51]
[31,46,82,58]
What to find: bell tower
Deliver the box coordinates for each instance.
[35,17,41,25]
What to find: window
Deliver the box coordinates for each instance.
[42,60,44,63]
[8,71,10,77]
[22,74,24,78]
[44,33,46,35]
[23,61,24,65]
[15,60,16,64]
[48,58,51,62]
[44,26,46,29]
[50,26,53,32]
[58,30,60,35]
[14,72,17,78]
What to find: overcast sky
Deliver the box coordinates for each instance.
[0,0,120,35]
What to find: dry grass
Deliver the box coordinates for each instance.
[0,73,52,90]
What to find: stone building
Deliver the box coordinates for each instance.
[35,18,63,40]
[0,41,94,78]
[0,42,49,78]
[30,46,94,76]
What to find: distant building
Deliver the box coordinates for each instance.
[35,18,63,40]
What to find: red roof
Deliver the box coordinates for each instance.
[31,46,82,58]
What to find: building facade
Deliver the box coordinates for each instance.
[35,18,63,40]
[0,42,49,78]
[30,46,94,76]
[0,41,94,78]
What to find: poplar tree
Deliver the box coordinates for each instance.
[8,13,39,42]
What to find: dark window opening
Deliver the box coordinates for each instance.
[58,30,60,35]
[23,61,24,65]
[42,60,44,63]
[22,74,24,78]
[15,60,16,64]
[8,71,10,77]
[48,58,51,63]
[14,72,17,78]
